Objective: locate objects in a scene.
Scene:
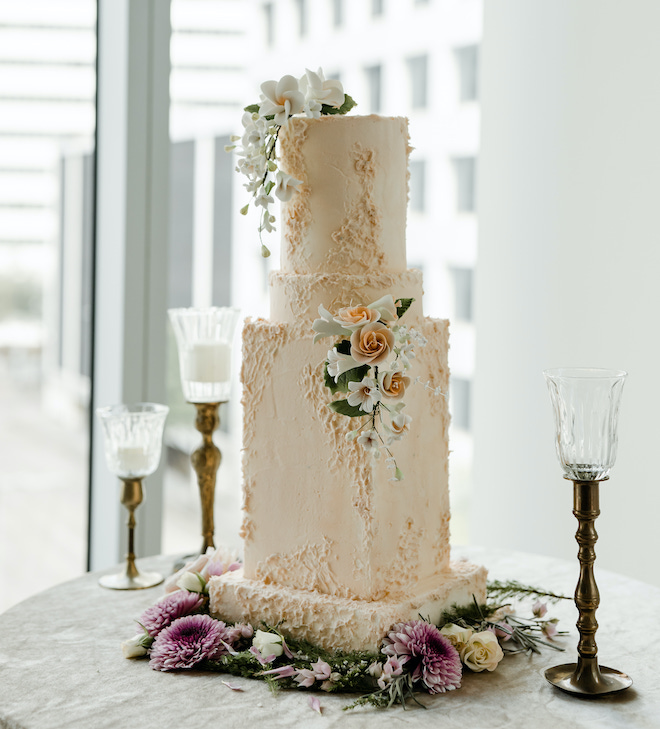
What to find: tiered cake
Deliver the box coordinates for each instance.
[209,115,486,651]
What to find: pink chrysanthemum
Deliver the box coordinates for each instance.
[139,590,204,637]
[149,614,229,671]
[382,620,462,694]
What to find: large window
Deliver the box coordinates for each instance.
[0,1,96,613]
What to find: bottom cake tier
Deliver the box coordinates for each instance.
[208,559,487,652]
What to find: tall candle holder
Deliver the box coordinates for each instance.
[543,367,632,696]
[96,403,169,590]
[169,307,240,555]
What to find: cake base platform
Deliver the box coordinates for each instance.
[208,559,487,652]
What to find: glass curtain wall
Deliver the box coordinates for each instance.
[0,0,96,613]
[162,0,482,556]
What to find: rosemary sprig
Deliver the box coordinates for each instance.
[487,579,571,603]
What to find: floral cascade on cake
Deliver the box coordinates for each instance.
[312,293,443,480]
[123,551,568,711]
[226,67,356,256]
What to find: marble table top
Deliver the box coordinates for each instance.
[0,546,658,729]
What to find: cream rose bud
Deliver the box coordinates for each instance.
[252,629,284,658]
[461,630,505,673]
[350,322,395,365]
[440,623,474,652]
[121,634,149,659]
[379,370,411,400]
[333,305,381,329]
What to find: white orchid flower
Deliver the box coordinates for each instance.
[300,67,345,109]
[259,75,305,126]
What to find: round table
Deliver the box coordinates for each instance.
[0,546,657,729]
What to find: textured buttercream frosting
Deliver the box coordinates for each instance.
[278,115,410,275]
[210,114,486,650]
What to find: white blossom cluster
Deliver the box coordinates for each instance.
[226,69,351,257]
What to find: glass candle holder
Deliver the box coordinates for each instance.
[544,367,626,481]
[542,367,631,696]
[168,307,240,404]
[96,402,169,589]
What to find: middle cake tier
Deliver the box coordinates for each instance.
[240,314,452,602]
[269,269,425,324]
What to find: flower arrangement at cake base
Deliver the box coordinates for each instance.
[122,550,569,712]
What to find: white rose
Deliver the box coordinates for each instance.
[121,634,148,659]
[176,570,206,593]
[440,623,474,652]
[461,630,505,672]
[252,629,284,659]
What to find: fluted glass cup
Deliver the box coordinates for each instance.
[97,403,169,478]
[168,307,240,404]
[543,368,626,481]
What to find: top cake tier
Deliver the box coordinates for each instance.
[278,115,410,275]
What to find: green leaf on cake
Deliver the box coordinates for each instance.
[335,339,352,355]
[396,298,415,319]
[336,364,370,393]
[243,103,260,114]
[324,363,341,394]
[322,94,357,116]
[328,399,366,418]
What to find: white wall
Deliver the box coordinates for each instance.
[473,0,660,587]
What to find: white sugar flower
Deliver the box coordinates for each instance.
[254,189,274,209]
[300,68,345,109]
[386,410,412,443]
[259,75,305,125]
[303,98,322,118]
[326,348,360,380]
[347,377,381,413]
[357,429,380,450]
[367,294,398,323]
[274,170,303,202]
[312,304,350,343]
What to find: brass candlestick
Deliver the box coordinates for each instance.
[99,478,164,590]
[191,402,223,554]
[544,478,632,695]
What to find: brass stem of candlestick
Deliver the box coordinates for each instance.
[544,478,632,695]
[190,402,223,554]
[98,478,164,590]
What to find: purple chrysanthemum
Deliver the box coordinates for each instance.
[382,620,462,694]
[139,590,204,637]
[149,614,229,671]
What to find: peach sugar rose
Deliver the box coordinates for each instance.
[350,322,395,366]
[379,370,411,400]
[334,305,381,329]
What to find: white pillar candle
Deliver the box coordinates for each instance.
[182,341,231,383]
[116,446,150,474]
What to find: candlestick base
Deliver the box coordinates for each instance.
[545,663,632,696]
[99,569,163,591]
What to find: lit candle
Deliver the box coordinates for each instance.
[182,341,231,383]
[116,446,150,475]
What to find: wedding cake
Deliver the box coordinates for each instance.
[208,111,486,651]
